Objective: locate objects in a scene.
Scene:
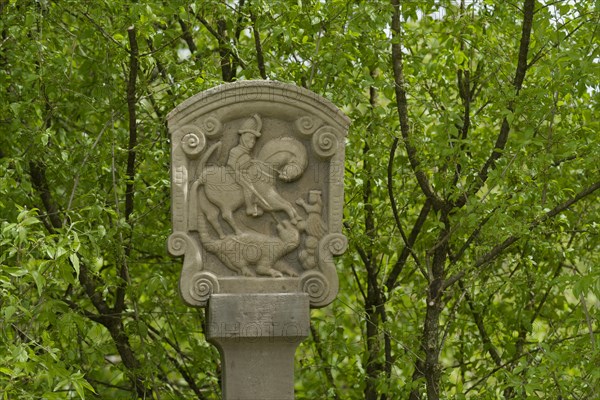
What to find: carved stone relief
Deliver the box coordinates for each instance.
[167,81,350,307]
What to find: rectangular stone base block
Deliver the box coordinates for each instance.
[207,293,310,400]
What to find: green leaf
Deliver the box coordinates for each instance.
[3,305,17,321]
[69,253,80,279]
[30,270,45,296]
[5,267,28,277]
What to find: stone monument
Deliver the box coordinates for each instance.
[167,80,349,399]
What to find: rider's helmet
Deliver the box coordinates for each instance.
[238,114,262,137]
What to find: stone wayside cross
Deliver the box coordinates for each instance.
[167,81,349,400]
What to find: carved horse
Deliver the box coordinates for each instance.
[189,137,308,238]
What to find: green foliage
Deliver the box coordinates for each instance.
[1,0,599,399]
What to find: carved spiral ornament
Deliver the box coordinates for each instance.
[202,116,222,137]
[167,232,189,256]
[179,126,206,157]
[189,272,219,303]
[295,116,322,136]
[312,126,339,159]
[300,271,330,304]
[324,233,348,256]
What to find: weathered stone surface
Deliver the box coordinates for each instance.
[207,293,309,400]
[167,81,350,307]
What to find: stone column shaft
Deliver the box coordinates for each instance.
[207,293,310,400]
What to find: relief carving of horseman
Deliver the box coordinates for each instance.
[188,114,307,239]
[168,80,349,308]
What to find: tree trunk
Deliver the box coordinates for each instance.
[410,216,449,399]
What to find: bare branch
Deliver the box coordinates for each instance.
[539,181,600,224]
[465,329,600,394]
[233,0,247,44]
[351,261,368,303]
[66,116,115,218]
[527,16,591,69]
[146,38,175,101]
[390,0,445,211]
[114,26,138,314]
[29,161,63,230]
[385,199,431,291]
[124,26,138,223]
[343,221,368,302]
[445,179,600,289]
[250,11,267,79]
[192,12,221,42]
[178,17,197,54]
[449,206,498,265]
[530,262,563,324]
[147,327,208,400]
[461,0,536,207]
[192,9,246,80]
[387,136,408,245]
[70,9,128,53]
[580,292,597,350]
[30,153,112,321]
[310,324,339,400]
[459,280,503,366]
[513,0,536,91]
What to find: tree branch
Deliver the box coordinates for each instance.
[390,0,444,211]
[445,179,600,289]
[29,153,144,392]
[387,136,408,247]
[453,36,473,188]
[310,324,339,400]
[71,9,128,52]
[250,11,267,79]
[114,26,138,315]
[465,329,600,394]
[29,161,63,230]
[192,10,246,81]
[147,326,207,400]
[124,26,138,223]
[66,117,114,218]
[363,76,388,400]
[462,0,536,207]
[343,222,368,302]
[385,198,431,291]
[146,37,175,102]
[449,206,498,265]
[527,16,590,69]
[192,12,222,43]
[459,280,503,366]
[24,22,150,400]
[512,0,535,91]
[30,157,114,325]
[177,17,197,54]
[233,0,246,45]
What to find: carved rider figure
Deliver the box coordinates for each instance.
[227,114,263,216]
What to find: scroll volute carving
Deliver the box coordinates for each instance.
[167,81,350,307]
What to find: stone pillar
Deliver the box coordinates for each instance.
[207,294,309,400]
[167,81,349,399]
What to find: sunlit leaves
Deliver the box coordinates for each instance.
[0,0,598,398]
